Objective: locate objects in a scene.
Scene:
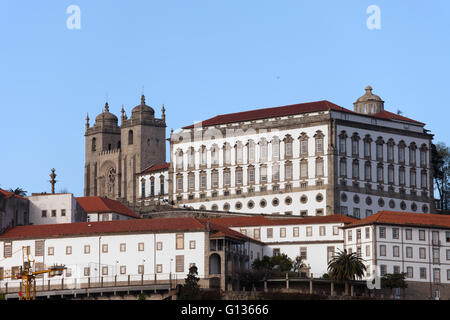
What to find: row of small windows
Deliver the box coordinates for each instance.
[2,234,193,259]
[240,225,340,239]
[198,194,324,212]
[377,245,450,262]
[41,209,66,218]
[378,265,449,282]
[338,133,428,166]
[3,259,192,278]
[175,132,325,169]
[141,177,166,197]
[377,228,450,242]
[339,159,428,188]
[176,160,324,191]
[340,193,429,213]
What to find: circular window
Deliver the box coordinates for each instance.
[285,197,292,205]
[389,200,395,209]
[223,203,230,211]
[366,196,372,206]
[316,193,323,202]
[422,204,429,213]
[235,202,242,210]
[378,198,385,207]
[411,202,417,212]
[211,204,218,211]
[247,200,255,209]
[260,199,267,208]
[300,195,308,204]
[353,195,360,204]
[341,193,348,202]
[272,198,280,207]
[199,205,206,210]
[400,201,406,210]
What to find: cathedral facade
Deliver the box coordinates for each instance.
[84,95,166,204]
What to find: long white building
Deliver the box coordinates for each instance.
[137,86,434,218]
[0,216,263,292]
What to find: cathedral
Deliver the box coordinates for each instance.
[84,95,166,204]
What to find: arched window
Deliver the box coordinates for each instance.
[92,138,96,151]
[128,130,134,145]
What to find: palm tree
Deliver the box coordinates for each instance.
[327,249,366,296]
[8,187,27,196]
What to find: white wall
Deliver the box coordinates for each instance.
[28,194,86,225]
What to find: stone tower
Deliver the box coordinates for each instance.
[84,95,166,204]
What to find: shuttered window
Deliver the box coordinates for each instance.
[3,241,12,258]
[176,255,184,273]
[35,240,44,257]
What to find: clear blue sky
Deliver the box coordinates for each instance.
[1,0,449,196]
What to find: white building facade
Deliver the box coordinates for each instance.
[343,211,450,299]
[157,86,433,218]
[0,217,262,292]
[28,193,86,225]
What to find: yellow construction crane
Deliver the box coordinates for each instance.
[0,246,65,300]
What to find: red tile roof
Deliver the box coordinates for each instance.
[370,110,425,125]
[0,217,207,240]
[208,220,263,244]
[182,100,348,129]
[0,216,263,243]
[0,189,27,200]
[76,196,140,219]
[203,215,357,228]
[344,211,450,229]
[140,163,170,175]
[182,100,424,129]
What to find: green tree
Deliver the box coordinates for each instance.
[327,249,366,296]
[432,142,450,212]
[381,273,408,299]
[179,265,201,300]
[292,255,306,274]
[251,255,274,275]
[8,187,27,196]
[271,253,293,273]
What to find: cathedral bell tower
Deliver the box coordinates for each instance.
[84,95,166,205]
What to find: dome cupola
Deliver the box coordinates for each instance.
[353,85,384,115]
[131,94,155,120]
[95,102,118,125]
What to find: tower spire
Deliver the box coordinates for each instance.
[161,104,166,121]
[104,102,109,112]
[85,113,90,130]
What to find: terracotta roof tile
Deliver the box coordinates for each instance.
[181,100,423,129]
[203,215,356,228]
[182,100,349,129]
[140,163,170,175]
[76,196,140,219]
[344,211,450,229]
[0,217,207,240]
[370,110,425,125]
